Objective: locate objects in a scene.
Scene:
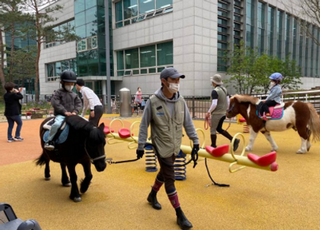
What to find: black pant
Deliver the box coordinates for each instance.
[156,153,176,193]
[260,100,277,115]
[89,105,104,126]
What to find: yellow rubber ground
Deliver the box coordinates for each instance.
[1,117,320,230]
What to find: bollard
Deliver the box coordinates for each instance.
[144,144,157,172]
[174,150,187,180]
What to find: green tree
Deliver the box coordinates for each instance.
[224,40,302,94]
[280,56,302,90]
[10,46,37,85]
[251,53,270,93]
[224,41,254,94]
[0,0,31,82]
[20,0,78,102]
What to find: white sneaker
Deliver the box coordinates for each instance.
[8,138,15,143]
[14,137,24,141]
[44,143,55,151]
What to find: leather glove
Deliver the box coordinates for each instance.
[191,144,200,168]
[136,149,144,159]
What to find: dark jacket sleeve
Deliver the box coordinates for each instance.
[4,92,23,116]
[14,93,23,100]
[51,90,67,115]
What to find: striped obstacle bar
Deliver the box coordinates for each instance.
[144,144,158,172]
[174,150,187,180]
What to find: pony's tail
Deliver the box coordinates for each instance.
[35,152,47,166]
[307,103,320,142]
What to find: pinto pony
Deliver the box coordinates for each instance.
[36,115,107,202]
[226,95,320,154]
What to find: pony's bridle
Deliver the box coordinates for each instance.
[84,139,106,163]
[227,103,235,114]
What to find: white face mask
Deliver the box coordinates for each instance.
[168,83,180,93]
[65,85,74,92]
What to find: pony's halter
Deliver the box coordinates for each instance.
[227,103,235,113]
[84,139,106,163]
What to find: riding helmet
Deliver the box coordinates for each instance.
[60,70,77,83]
[269,73,283,81]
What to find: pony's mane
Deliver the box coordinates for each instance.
[66,116,105,143]
[65,115,94,132]
[232,94,260,105]
[89,127,106,143]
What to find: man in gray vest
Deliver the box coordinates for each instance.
[205,74,240,151]
[136,67,199,230]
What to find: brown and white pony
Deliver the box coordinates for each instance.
[226,94,320,154]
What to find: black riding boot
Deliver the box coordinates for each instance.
[176,207,193,230]
[147,189,161,210]
[210,134,217,148]
[220,131,240,151]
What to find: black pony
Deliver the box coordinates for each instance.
[36,115,107,202]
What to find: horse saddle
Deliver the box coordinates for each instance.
[257,102,285,120]
[42,118,69,144]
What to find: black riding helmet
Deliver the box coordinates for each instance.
[60,70,77,83]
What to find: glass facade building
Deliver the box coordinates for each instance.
[217,0,320,78]
[39,0,320,98]
[74,0,107,77]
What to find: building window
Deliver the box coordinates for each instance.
[140,45,156,68]
[115,0,172,28]
[285,14,291,57]
[277,10,283,59]
[258,2,265,55]
[46,59,77,82]
[157,41,173,66]
[77,36,98,52]
[246,0,254,49]
[116,41,173,76]
[124,0,138,20]
[268,6,275,56]
[75,0,85,14]
[45,20,75,48]
[115,1,123,28]
[293,18,297,59]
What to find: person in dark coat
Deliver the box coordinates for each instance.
[44,70,82,151]
[4,82,24,142]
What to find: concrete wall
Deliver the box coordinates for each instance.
[113,0,218,97]
[39,0,76,95]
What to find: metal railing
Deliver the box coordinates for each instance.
[252,90,320,114]
[27,89,320,118]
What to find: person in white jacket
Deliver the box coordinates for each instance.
[75,79,103,126]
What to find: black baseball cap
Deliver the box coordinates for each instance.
[160,67,185,79]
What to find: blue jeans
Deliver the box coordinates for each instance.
[6,115,23,139]
[47,115,65,142]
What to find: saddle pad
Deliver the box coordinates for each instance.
[257,107,284,120]
[43,125,69,144]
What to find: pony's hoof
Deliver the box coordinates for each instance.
[245,146,252,151]
[45,177,50,181]
[296,149,306,154]
[307,144,312,151]
[63,182,71,187]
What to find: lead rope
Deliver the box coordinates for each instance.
[204,115,230,187]
[204,158,230,187]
